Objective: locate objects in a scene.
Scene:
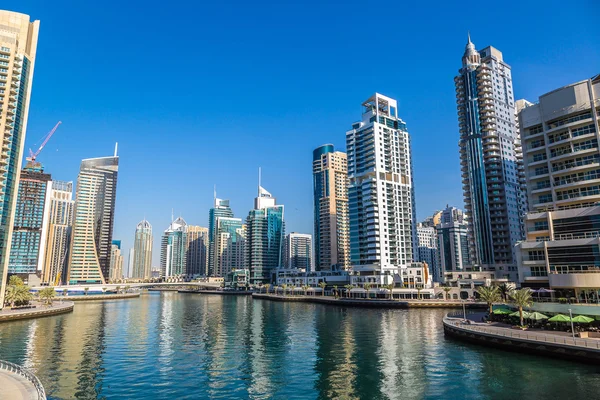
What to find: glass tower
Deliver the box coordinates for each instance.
[160,217,187,278]
[132,219,153,279]
[208,196,234,276]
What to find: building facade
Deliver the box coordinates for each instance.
[109,239,123,282]
[208,196,234,276]
[0,11,40,307]
[246,186,284,284]
[41,180,73,285]
[284,232,312,270]
[132,219,152,280]
[455,36,525,280]
[346,93,416,283]
[436,205,470,282]
[67,154,119,284]
[8,162,51,274]
[160,217,187,278]
[517,74,600,300]
[312,144,349,271]
[214,218,245,277]
[186,225,208,277]
[416,224,438,281]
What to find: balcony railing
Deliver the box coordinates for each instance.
[0,360,46,399]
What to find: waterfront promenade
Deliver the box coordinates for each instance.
[443,312,600,363]
[0,360,46,399]
[0,301,73,323]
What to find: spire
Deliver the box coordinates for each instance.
[258,167,262,196]
[114,142,118,157]
[467,31,472,45]
[214,184,217,200]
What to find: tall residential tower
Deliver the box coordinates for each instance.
[132,219,153,280]
[208,196,234,276]
[312,145,349,271]
[160,217,187,278]
[0,11,39,307]
[284,232,313,270]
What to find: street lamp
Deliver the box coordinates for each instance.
[462,300,467,321]
[568,308,575,339]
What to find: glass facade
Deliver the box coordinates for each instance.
[246,205,284,284]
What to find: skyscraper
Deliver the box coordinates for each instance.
[8,161,51,274]
[246,185,284,284]
[436,205,470,282]
[214,218,245,277]
[186,226,208,277]
[41,180,74,285]
[208,195,234,276]
[416,223,438,280]
[132,219,152,280]
[109,240,123,282]
[455,36,525,275]
[0,11,40,307]
[312,144,349,271]
[67,153,119,284]
[346,93,416,282]
[284,232,312,270]
[160,217,187,278]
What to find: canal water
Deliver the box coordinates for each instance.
[0,292,598,399]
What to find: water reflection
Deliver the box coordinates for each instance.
[0,294,598,400]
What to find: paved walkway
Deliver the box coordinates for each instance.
[0,367,42,399]
[0,301,73,323]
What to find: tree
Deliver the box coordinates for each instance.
[281,284,288,297]
[344,284,353,298]
[476,286,501,317]
[416,286,422,301]
[115,286,121,294]
[125,285,131,293]
[386,284,394,300]
[318,281,326,296]
[39,287,56,306]
[302,285,309,296]
[511,288,533,327]
[442,287,451,301]
[84,287,89,296]
[102,287,107,293]
[333,285,339,299]
[264,284,271,294]
[62,288,68,297]
[497,283,514,302]
[8,275,24,286]
[364,283,372,299]
[4,285,18,307]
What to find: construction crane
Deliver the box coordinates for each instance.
[27,121,62,163]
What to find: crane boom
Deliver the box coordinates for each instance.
[28,121,62,162]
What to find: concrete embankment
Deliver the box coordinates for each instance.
[55,293,140,301]
[443,314,600,364]
[252,293,487,309]
[178,290,252,295]
[0,301,74,323]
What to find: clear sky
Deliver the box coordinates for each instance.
[5,0,600,266]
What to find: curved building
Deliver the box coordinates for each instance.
[160,217,187,278]
[132,219,153,279]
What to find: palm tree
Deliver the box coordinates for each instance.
[333,285,338,299]
[125,285,131,293]
[83,287,89,296]
[344,284,353,298]
[386,284,394,300]
[302,285,308,296]
[511,288,533,327]
[39,287,56,306]
[497,283,513,303]
[115,286,121,294]
[476,286,501,317]
[62,288,68,297]
[364,283,372,299]
[318,281,327,296]
[416,286,422,301]
[442,286,451,301]
[102,287,107,294]
[8,275,24,286]
[4,285,18,307]
[264,284,271,294]
[281,284,288,297]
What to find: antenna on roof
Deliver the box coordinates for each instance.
[114,142,118,157]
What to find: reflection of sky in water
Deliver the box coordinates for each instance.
[0,294,599,399]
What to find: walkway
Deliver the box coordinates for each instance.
[0,301,73,322]
[0,360,46,399]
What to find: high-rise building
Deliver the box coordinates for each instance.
[455,36,525,278]
[109,240,123,282]
[132,219,152,280]
[8,162,51,274]
[127,248,134,279]
[284,232,312,270]
[420,210,442,228]
[208,196,234,276]
[436,205,470,282]
[186,226,208,277]
[517,74,600,295]
[41,180,74,285]
[346,93,416,282]
[312,144,349,271]
[67,153,119,284]
[160,217,187,278]
[0,11,40,308]
[246,185,284,284]
[416,223,438,280]
[214,218,245,277]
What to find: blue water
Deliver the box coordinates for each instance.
[0,292,599,399]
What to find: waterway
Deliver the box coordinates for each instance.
[0,292,599,399]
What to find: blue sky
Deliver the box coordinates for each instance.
[6,0,600,265]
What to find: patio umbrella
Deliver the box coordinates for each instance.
[509,311,531,318]
[493,308,513,315]
[571,315,594,323]
[528,312,549,321]
[548,314,571,322]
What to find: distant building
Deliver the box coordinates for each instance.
[284,232,312,271]
[208,196,234,276]
[436,205,470,282]
[246,185,284,284]
[0,11,40,308]
[132,219,153,280]
[346,93,416,284]
[126,248,134,279]
[186,226,208,277]
[8,162,51,274]
[312,144,349,271]
[416,223,438,281]
[67,153,119,284]
[160,217,187,278]
[109,240,123,282]
[151,266,160,279]
[214,218,245,277]
[41,180,74,285]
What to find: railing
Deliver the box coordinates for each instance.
[0,360,46,399]
[444,316,600,350]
